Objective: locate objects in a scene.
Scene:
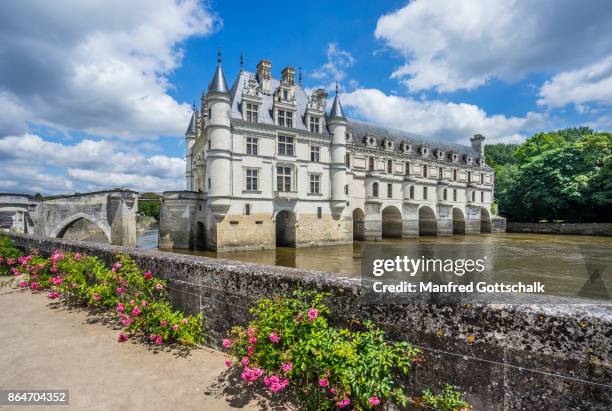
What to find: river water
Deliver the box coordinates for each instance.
[138,228,611,301]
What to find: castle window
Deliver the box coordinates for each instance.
[310,146,320,162]
[372,182,379,197]
[344,184,349,195]
[387,159,393,173]
[409,186,415,199]
[423,186,428,200]
[309,116,321,133]
[207,178,211,189]
[309,174,321,194]
[278,136,294,156]
[246,103,258,122]
[472,191,476,202]
[277,166,292,192]
[481,191,484,202]
[438,167,443,179]
[453,169,458,181]
[245,168,259,191]
[245,204,251,215]
[423,164,428,178]
[405,162,410,176]
[468,171,472,183]
[368,157,374,171]
[453,189,457,201]
[283,90,288,100]
[208,139,211,150]
[345,153,350,168]
[317,207,322,219]
[443,188,448,201]
[387,183,393,199]
[246,137,258,155]
[277,110,293,128]
[481,173,484,184]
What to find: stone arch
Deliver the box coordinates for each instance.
[480,207,491,233]
[352,208,365,240]
[275,209,296,247]
[452,208,465,234]
[49,212,111,243]
[382,205,402,238]
[419,205,437,236]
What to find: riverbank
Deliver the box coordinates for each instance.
[506,222,612,236]
[0,283,265,410]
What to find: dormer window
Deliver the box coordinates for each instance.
[309,116,321,133]
[277,110,293,128]
[449,152,458,162]
[384,139,394,150]
[420,146,429,156]
[245,103,258,122]
[435,150,444,160]
[464,155,473,165]
[365,136,376,147]
[283,90,288,100]
[476,158,484,166]
[400,142,411,153]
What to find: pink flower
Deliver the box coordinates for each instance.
[338,398,350,409]
[155,336,163,345]
[247,327,256,337]
[149,333,157,341]
[247,345,254,356]
[160,320,168,326]
[74,253,81,261]
[144,271,152,280]
[116,303,125,313]
[225,359,232,368]
[117,333,128,342]
[19,281,27,289]
[30,281,40,290]
[369,397,380,406]
[121,316,132,326]
[155,283,163,290]
[92,293,101,301]
[241,357,249,366]
[172,324,179,331]
[319,378,329,387]
[329,388,337,394]
[116,287,124,294]
[263,374,289,392]
[52,275,62,285]
[240,367,264,384]
[248,336,257,344]
[141,300,148,307]
[281,362,292,373]
[181,318,187,325]
[222,339,232,348]
[131,306,141,316]
[308,308,319,321]
[129,299,135,306]
[269,332,280,343]
[48,291,58,299]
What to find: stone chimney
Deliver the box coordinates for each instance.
[470,134,486,164]
[256,59,271,94]
[281,66,295,98]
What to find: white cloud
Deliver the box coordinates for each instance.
[0,0,219,138]
[0,134,184,193]
[342,88,548,143]
[538,56,612,110]
[375,0,612,92]
[312,43,355,83]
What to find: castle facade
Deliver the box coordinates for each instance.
[159,56,500,251]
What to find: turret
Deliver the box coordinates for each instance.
[327,83,347,215]
[205,49,232,214]
[471,134,486,165]
[185,106,197,190]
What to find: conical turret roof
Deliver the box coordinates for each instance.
[329,83,346,119]
[208,49,229,94]
[185,109,197,135]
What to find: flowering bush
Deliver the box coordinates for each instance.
[0,235,23,276]
[223,291,470,410]
[0,236,204,347]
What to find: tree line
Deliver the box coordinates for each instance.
[485,127,611,222]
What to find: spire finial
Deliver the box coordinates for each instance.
[240,50,244,72]
[335,82,339,95]
[217,47,221,64]
[298,66,302,86]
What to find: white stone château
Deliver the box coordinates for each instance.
[159,54,502,251]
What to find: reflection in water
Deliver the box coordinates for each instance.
[138,229,611,300]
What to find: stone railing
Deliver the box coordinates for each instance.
[4,232,611,410]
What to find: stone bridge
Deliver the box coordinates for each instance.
[0,190,138,246]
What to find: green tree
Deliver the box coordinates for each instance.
[513,127,592,163]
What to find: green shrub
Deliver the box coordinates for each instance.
[0,235,23,276]
[223,291,470,410]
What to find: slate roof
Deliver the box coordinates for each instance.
[226,70,480,160]
[208,63,230,94]
[185,110,196,135]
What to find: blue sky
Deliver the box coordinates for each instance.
[0,0,611,193]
